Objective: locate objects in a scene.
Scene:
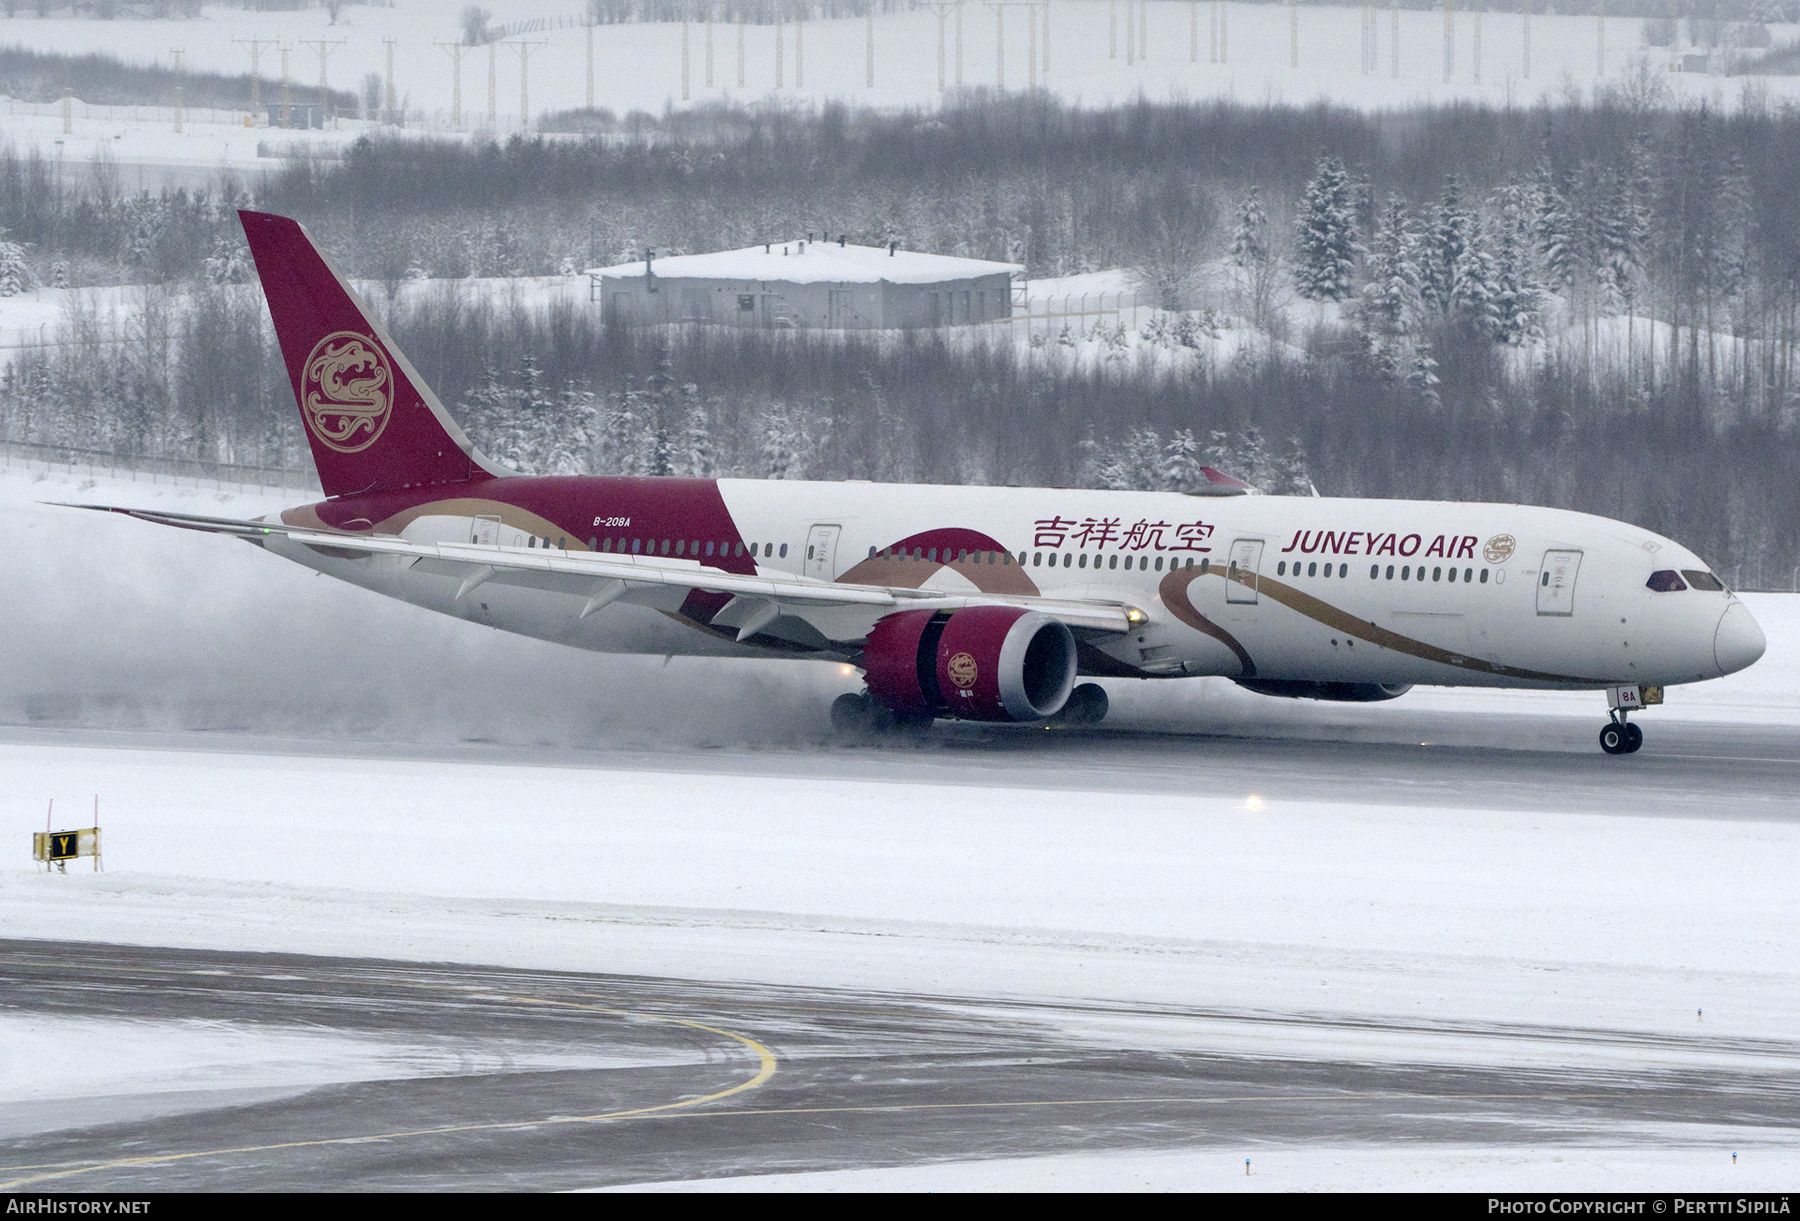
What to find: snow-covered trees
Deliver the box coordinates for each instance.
[1228,187,1281,328]
[0,230,37,297]
[1083,426,1311,495]
[203,236,251,286]
[1359,197,1423,337]
[1293,157,1361,303]
[1488,184,1545,347]
[1355,196,1424,378]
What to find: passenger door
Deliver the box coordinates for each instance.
[805,524,841,581]
[1536,550,1582,616]
[1226,538,1264,604]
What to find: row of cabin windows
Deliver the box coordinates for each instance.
[587,537,789,559]
[1278,559,1490,584]
[866,545,1204,573]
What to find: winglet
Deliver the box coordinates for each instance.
[238,209,508,499]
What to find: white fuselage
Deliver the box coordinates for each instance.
[260,478,1759,693]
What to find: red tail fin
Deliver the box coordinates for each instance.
[239,209,505,498]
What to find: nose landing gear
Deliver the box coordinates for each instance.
[1600,684,1649,755]
[1599,712,1644,755]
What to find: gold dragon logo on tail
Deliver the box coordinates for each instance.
[302,332,393,454]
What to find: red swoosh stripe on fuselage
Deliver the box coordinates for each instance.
[837,528,1041,597]
[284,477,757,573]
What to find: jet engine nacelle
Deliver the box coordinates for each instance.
[863,606,1078,723]
[1234,679,1414,702]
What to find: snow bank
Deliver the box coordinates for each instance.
[609,1139,1800,1192]
[4,723,1799,1051]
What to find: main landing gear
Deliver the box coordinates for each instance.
[1599,710,1644,755]
[829,683,1111,736]
[830,691,931,736]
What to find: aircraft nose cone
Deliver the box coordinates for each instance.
[1714,601,1767,676]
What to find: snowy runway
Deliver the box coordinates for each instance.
[2,716,1799,1189]
[1,463,1798,1188]
[3,940,1795,1193]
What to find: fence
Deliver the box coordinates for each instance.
[983,291,1147,339]
[3,98,263,129]
[1724,562,1800,594]
[0,438,320,496]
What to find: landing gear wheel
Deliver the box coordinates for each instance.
[831,692,919,737]
[831,692,874,734]
[1599,722,1629,755]
[1625,722,1644,753]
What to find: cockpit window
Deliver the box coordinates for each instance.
[1681,569,1726,591]
[1646,570,1688,593]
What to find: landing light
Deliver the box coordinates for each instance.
[1245,795,1263,811]
[1125,606,1147,625]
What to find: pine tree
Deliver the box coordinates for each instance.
[1228,186,1279,328]
[0,234,35,297]
[759,406,804,480]
[1229,188,1268,270]
[1359,195,1423,338]
[1422,178,1475,318]
[677,397,715,477]
[1293,158,1361,303]
[1161,428,1205,493]
[1532,166,1585,296]
[1090,426,1164,490]
[202,236,249,285]
[1489,184,1546,347]
[1449,215,1501,339]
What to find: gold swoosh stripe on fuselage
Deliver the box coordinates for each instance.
[1159,566,1616,686]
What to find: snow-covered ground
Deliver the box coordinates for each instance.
[0,1010,700,1141]
[0,1,1780,125]
[2,459,1797,1189]
[610,1142,1798,1191]
[0,0,1787,185]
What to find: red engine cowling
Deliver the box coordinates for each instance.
[862,606,1078,722]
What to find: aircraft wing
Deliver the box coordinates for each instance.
[70,504,1136,636]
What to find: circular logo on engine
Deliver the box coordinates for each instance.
[1483,534,1516,564]
[947,652,979,689]
[302,331,393,454]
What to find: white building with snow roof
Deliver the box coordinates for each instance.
[586,239,1023,330]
